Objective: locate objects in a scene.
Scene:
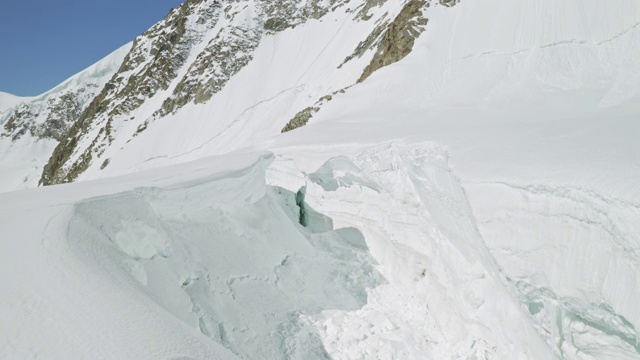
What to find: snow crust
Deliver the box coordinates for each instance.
[2,0,640,359]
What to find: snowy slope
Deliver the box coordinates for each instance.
[2,0,640,359]
[0,92,31,114]
[39,0,362,185]
[56,0,640,194]
[0,43,131,193]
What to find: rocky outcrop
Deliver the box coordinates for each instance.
[439,0,459,7]
[281,106,320,133]
[1,84,107,142]
[31,92,85,141]
[262,0,350,33]
[282,90,348,133]
[2,104,35,141]
[357,0,429,83]
[156,4,262,116]
[40,0,354,185]
[40,89,110,185]
[40,0,223,185]
[282,0,431,134]
[37,0,461,185]
[287,0,430,133]
[339,18,390,68]
[354,0,389,21]
[287,0,462,133]
[157,0,352,116]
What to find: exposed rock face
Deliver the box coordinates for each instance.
[37,0,462,185]
[40,0,353,186]
[439,0,459,7]
[286,0,442,134]
[282,106,320,133]
[282,91,346,133]
[40,0,223,185]
[339,18,389,68]
[262,0,349,32]
[1,87,98,142]
[2,104,36,141]
[355,0,389,21]
[284,0,462,134]
[0,43,128,192]
[357,0,428,82]
[156,3,262,116]
[107,1,220,116]
[33,92,86,141]
[0,44,128,148]
[157,0,352,116]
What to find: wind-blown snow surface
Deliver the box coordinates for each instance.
[2,0,640,359]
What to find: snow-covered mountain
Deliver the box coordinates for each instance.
[2,0,640,359]
[38,0,449,186]
[0,44,130,192]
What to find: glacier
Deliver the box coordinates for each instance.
[1,0,640,359]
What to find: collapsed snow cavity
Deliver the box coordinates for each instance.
[67,157,380,359]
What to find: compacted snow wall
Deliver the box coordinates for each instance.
[67,154,380,360]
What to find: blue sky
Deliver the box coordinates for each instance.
[0,0,184,96]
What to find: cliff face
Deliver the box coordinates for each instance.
[39,0,446,186]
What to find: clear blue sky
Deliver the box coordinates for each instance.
[0,0,184,96]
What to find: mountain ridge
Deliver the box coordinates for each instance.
[39,0,442,186]
[0,43,131,192]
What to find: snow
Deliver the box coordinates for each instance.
[0,43,131,193]
[2,0,640,359]
[72,0,401,178]
[0,92,31,114]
